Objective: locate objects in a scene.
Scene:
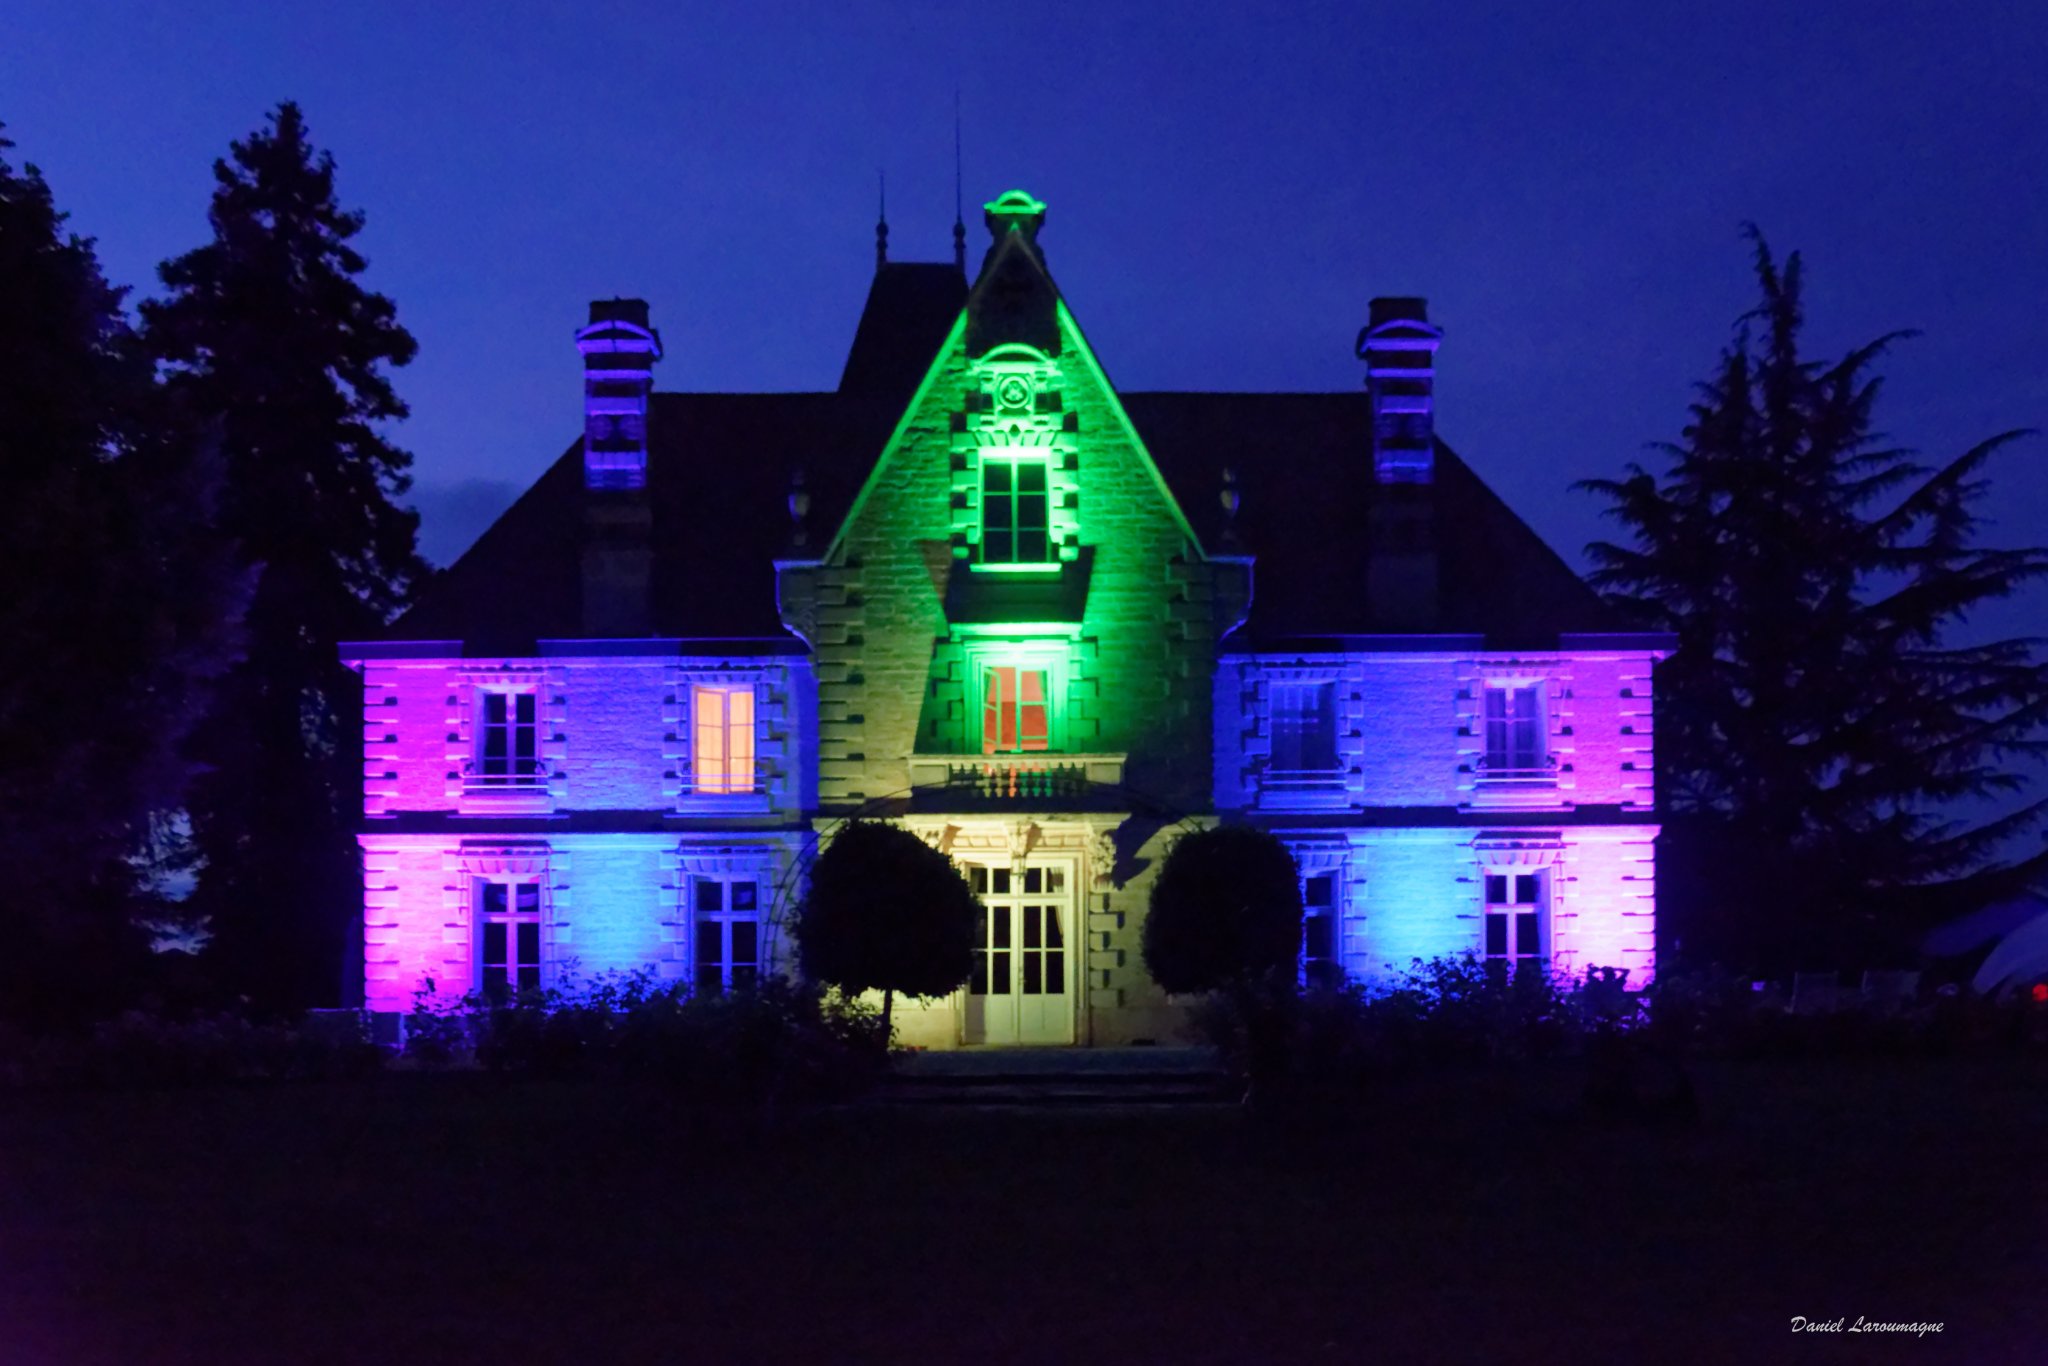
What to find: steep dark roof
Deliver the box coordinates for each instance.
[837,262,967,398]
[1122,392,1619,645]
[395,267,1616,651]
[395,391,903,649]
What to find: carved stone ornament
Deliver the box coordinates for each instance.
[909,822,957,857]
[1087,826,1118,890]
[1005,820,1040,874]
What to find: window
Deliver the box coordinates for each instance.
[691,685,756,794]
[475,691,540,785]
[1271,680,1339,775]
[967,865,1067,997]
[693,876,760,993]
[982,665,1051,754]
[980,455,1051,565]
[1483,871,1545,975]
[1301,873,1343,989]
[477,879,543,1001]
[1482,681,1547,779]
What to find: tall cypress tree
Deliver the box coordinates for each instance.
[0,130,246,1023]
[143,103,422,1010]
[1582,231,2048,971]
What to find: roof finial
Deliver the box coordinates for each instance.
[952,92,967,273]
[875,169,889,272]
[1219,467,1245,553]
[787,467,812,550]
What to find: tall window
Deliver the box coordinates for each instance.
[692,685,756,794]
[1301,872,1342,989]
[982,666,1051,754]
[1482,681,1547,778]
[476,691,539,784]
[1272,681,1339,774]
[1483,871,1544,974]
[693,876,760,993]
[477,880,542,1000]
[980,455,1051,565]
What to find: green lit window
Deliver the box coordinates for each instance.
[982,665,1051,754]
[980,456,1051,564]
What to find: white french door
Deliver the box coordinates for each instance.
[963,862,1075,1045]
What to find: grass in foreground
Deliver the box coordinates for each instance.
[1,1057,2043,1364]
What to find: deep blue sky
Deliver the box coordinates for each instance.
[6,0,2045,625]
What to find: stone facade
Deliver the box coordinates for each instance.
[343,189,1666,1039]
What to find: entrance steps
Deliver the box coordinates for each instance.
[879,1046,1237,1109]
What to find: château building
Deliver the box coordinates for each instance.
[342,190,1667,1046]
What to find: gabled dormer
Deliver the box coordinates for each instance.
[777,190,1250,812]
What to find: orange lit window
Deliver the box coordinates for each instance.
[982,666,1050,754]
[691,685,756,794]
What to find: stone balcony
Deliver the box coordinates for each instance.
[907,753,1128,809]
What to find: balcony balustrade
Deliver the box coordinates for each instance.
[462,756,551,791]
[908,753,1127,805]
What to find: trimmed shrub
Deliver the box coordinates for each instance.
[794,820,979,1040]
[1141,825,1303,995]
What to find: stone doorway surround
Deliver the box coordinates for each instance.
[898,815,1122,1048]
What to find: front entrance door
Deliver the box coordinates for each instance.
[963,863,1074,1045]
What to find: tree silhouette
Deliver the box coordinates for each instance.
[794,821,978,1041]
[1582,229,2048,970]
[143,102,423,1009]
[0,127,246,1023]
[1141,824,1303,994]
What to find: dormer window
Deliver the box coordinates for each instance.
[980,453,1052,566]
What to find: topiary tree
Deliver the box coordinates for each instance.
[1141,825,1304,995]
[794,820,979,1042]
[1144,825,1305,1099]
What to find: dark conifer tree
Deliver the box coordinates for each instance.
[143,103,423,1009]
[0,130,246,1023]
[1582,231,2048,970]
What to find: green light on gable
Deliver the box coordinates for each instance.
[983,189,1047,222]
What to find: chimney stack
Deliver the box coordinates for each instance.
[1358,298,1443,629]
[1359,297,1442,484]
[576,299,661,490]
[576,300,661,635]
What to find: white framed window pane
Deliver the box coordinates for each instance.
[690,686,754,794]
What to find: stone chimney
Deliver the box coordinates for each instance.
[576,299,662,635]
[1359,296,1441,484]
[1358,297,1444,629]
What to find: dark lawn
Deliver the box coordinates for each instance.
[0,1058,2042,1365]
